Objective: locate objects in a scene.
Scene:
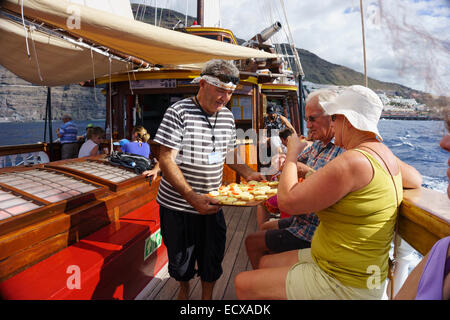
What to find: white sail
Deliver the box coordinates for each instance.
[0,0,277,86]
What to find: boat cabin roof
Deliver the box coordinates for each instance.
[181,27,238,45]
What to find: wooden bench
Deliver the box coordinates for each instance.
[0,200,167,300]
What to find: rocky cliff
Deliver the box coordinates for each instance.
[0,65,106,122]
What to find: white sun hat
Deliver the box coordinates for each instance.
[321,85,384,141]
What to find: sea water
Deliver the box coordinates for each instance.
[378,119,448,194]
[0,120,106,146]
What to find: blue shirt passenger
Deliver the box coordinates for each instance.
[59,120,78,144]
[122,141,150,158]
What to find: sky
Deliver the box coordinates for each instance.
[131,0,449,95]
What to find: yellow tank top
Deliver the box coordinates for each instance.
[311,149,403,288]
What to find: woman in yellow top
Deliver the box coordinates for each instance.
[235,85,423,300]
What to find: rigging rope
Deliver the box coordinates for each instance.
[90,48,97,102]
[20,0,31,59]
[279,0,304,77]
[360,0,369,87]
[29,26,43,82]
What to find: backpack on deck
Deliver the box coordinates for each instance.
[108,151,154,174]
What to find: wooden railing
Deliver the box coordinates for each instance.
[0,143,50,167]
[400,188,450,255]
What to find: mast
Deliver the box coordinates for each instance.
[45,87,54,161]
[197,0,204,26]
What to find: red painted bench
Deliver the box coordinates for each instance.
[0,200,167,300]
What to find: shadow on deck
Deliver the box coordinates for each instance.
[140,206,257,300]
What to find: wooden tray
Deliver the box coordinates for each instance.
[218,199,267,207]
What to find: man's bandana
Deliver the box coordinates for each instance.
[191,75,237,91]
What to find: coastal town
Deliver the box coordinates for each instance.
[304,81,443,121]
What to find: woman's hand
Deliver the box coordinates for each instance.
[286,136,308,161]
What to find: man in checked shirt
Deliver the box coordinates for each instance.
[246,89,344,269]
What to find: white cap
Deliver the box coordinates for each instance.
[322,85,383,141]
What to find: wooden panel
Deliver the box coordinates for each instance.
[398,188,450,255]
[0,232,69,282]
[398,214,439,256]
[0,167,108,235]
[223,142,258,184]
[0,200,165,299]
[0,170,160,282]
[0,143,47,157]
[0,199,107,261]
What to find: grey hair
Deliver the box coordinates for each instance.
[305,89,339,114]
[201,59,239,78]
[62,114,72,120]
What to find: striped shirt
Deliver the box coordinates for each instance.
[154,97,237,214]
[286,140,344,242]
[59,121,78,144]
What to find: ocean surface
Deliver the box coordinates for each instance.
[0,119,448,194]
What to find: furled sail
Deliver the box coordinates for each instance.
[0,0,277,86]
[0,16,130,86]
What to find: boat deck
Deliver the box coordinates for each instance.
[140,205,257,300]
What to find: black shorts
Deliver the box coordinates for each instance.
[159,206,226,282]
[265,217,311,253]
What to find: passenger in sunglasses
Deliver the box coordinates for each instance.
[248,89,344,270]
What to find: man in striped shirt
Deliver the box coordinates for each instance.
[154,59,264,300]
[246,89,344,269]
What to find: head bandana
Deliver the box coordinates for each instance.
[191,75,237,91]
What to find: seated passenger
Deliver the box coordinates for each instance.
[78,126,104,158]
[263,103,297,155]
[122,125,151,158]
[249,89,343,269]
[395,236,450,300]
[235,85,422,300]
[121,125,161,180]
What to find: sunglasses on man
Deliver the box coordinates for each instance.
[304,113,337,122]
[201,73,240,85]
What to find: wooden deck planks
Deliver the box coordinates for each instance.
[147,205,257,300]
[222,206,258,299]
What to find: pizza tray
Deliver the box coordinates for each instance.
[218,199,267,207]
